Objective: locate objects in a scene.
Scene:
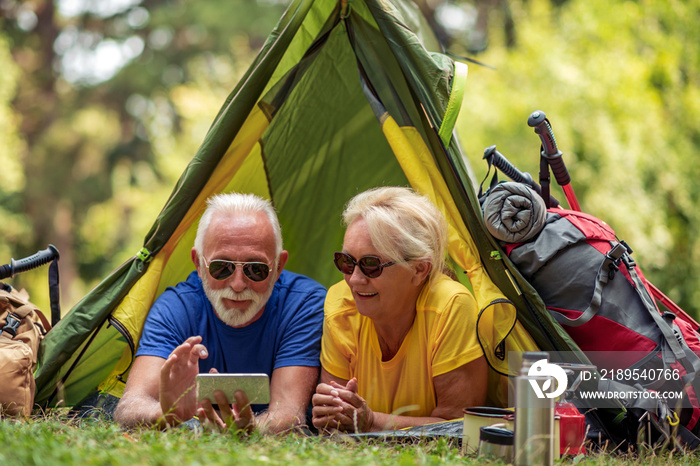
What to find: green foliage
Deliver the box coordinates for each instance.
[2,415,700,465]
[457,0,700,318]
[0,417,471,466]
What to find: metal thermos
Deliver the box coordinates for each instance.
[514,351,555,466]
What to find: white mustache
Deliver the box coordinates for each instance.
[214,288,261,304]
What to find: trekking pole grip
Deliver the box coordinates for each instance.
[528,110,571,186]
[483,145,559,207]
[0,245,60,280]
[483,145,533,185]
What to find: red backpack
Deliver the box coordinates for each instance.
[503,207,700,442]
[480,111,700,449]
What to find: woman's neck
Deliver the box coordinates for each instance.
[374,310,416,361]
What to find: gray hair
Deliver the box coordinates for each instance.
[342,186,447,287]
[194,193,283,256]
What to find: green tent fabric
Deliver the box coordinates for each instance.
[34,0,585,410]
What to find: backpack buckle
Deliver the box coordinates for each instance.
[607,243,626,262]
[0,312,21,338]
[605,243,626,280]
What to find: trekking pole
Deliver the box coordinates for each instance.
[526,112,699,329]
[483,145,560,207]
[0,245,61,326]
[528,110,581,211]
[0,245,60,280]
[647,281,700,330]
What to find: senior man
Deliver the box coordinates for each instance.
[114,193,326,434]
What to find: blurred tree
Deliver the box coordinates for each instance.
[0,0,286,310]
[0,34,29,263]
[417,0,515,54]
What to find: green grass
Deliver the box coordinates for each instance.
[1,412,700,466]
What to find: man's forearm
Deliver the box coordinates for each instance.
[256,404,307,434]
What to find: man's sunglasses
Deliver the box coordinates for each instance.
[205,259,271,282]
[333,252,401,279]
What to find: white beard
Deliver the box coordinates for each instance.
[201,271,276,327]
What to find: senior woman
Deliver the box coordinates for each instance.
[312,186,488,433]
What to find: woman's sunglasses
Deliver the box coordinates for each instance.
[333,252,400,279]
[205,259,271,282]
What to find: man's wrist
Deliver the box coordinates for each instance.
[158,396,184,428]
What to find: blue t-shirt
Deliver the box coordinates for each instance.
[136,270,326,377]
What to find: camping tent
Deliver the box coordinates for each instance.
[34,0,580,410]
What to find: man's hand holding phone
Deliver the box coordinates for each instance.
[195,372,270,433]
[197,386,255,433]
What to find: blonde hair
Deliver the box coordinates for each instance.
[194,193,283,256]
[342,186,447,287]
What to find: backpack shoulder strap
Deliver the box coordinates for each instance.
[549,242,627,327]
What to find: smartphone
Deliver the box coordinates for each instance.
[195,373,270,404]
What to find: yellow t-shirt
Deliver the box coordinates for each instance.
[320,273,482,418]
